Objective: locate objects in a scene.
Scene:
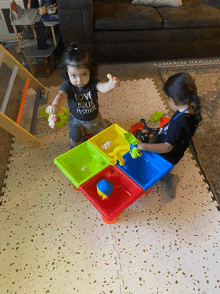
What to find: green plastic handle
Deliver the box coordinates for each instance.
[123,133,138,145]
[130,147,142,159]
[39,106,68,128]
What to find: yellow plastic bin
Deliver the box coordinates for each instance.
[88,124,131,165]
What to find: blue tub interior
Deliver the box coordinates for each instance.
[116,151,173,191]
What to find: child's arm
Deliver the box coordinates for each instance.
[46,90,68,115]
[137,142,173,154]
[96,74,120,93]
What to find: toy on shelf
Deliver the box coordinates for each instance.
[40,106,68,128]
[96,179,114,199]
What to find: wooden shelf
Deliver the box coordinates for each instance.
[11,9,59,75]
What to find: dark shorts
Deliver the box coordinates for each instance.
[69,113,111,147]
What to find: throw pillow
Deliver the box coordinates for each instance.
[131,0,182,7]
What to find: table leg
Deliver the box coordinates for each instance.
[102,215,119,224]
[12,25,27,64]
[31,24,37,39]
[50,26,57,46]
[73,184,80,191]
[27,57,35,76]
[145,187,152,194]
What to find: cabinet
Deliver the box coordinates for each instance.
[11,8,59,76]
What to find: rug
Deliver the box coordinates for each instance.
[156,62,220,209]
[0,79,219,294]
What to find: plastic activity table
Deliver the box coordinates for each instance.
[54,124,173,223]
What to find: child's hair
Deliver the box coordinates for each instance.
[58,42,98,81]
[164,72,202,123]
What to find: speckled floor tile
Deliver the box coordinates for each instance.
[0,79,219,294]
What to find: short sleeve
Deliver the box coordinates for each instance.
[163,119,185,146]
[60,80,70,94]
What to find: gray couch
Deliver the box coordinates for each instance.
[57,0,220,62]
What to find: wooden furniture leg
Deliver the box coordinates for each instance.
[12,25,27,64]
[51,26,57,46]
[27,57,35,75]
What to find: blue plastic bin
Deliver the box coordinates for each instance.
[116,151,173,191]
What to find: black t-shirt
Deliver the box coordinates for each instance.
[60,79,100,121]
[157,111,198,165]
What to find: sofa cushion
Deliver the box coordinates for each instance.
[156,0,220,29]
[132,0,182,7]
[93,0,163,30]
[206,0,220,8]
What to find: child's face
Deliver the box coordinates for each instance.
[67,66,90,88]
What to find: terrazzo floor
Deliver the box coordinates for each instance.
[0,74,219,294]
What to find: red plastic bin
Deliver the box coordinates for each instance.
[79,165,145,222]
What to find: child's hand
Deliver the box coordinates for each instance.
[107,73,120,89]
[46,105,59,116]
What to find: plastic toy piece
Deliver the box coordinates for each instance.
[107,73,113,80]
[130,145,142,159]
[101,141,112,150]
[159,115,171,128]
[48,114,56,128]
[81,166,87,172]
[40,106,68,128]
[130,122,145,136]
[107,73,115,87]
[139,118,154,130]
[139,119,159,135]
[123,133,142,159]
[111,146,129,166]
[96,179,114,199]
[150,111,165,122]
[123,133,138,145]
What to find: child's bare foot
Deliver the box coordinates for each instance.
[160,173,180,200]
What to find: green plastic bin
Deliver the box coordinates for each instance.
[54,141,110,188]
